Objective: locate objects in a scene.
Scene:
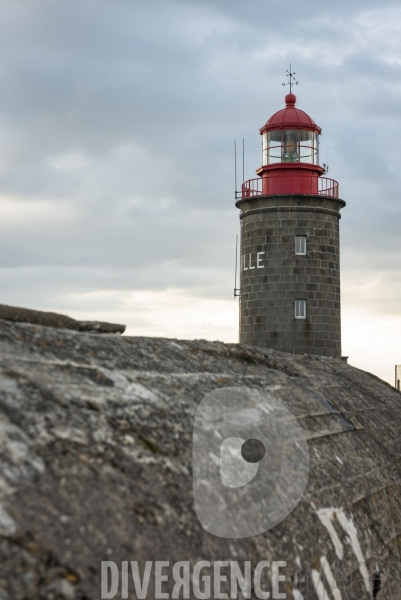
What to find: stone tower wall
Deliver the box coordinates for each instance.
[237,194,346,357]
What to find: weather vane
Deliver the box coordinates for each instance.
[282,64,299,94]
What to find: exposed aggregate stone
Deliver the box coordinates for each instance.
[0,318,398,598]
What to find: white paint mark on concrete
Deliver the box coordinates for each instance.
[317,508,344,560]
[292,589,304,600]
[320,555,342,600]
[317,507,371,595]
[311,569,331,600]
[336,510,371,594]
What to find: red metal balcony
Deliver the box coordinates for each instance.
[240,176,339,200]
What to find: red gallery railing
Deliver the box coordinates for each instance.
[240,176,339,199]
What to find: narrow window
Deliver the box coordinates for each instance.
[398,379,400,391]
[295,236,307,255]
[295,300,306,319]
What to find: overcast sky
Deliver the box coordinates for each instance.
[0,0,400,384]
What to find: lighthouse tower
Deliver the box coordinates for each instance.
[236,88,345,358]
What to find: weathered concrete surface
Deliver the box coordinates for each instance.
[0,317,399,599]
[0,303,126,334]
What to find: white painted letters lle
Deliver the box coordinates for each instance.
[243,253,265,271]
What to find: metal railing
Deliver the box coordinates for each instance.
[240,178,263,198]
[318,177,339,197]
[239,176,339,199]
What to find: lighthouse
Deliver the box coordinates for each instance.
[236,79,345,358]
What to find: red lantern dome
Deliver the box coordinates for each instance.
[262,94,320,131]
[241,94,338,199]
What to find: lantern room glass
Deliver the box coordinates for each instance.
[262,130,319,165]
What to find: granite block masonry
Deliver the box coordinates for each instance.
[237,194,345,357]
